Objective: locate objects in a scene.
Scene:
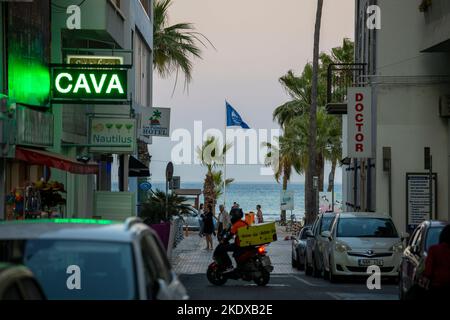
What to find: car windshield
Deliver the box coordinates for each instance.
[21,240,136,300]
[321,216,335,232]
[337,218,398,238]
[425,227,445,252]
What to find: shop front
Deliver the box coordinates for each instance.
[4,106,98,220]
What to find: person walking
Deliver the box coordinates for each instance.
[256,204,264,224]
[421,224,450,299]
[217,204,231,241]
[198,203,205,237]
[202,204,215,250]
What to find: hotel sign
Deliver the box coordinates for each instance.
[89,117,136,153]
[347,87,372,158]
[52,69,127,100]
[143,107,171,137]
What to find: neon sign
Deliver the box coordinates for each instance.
[52,69,127,100]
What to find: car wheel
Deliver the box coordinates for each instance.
[298,253,305,271]
[312,254,321,278]
[305,254,312,276]
[291,254,296,268]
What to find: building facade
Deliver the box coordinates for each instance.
[333,0,450,232]
[0,0,153,220]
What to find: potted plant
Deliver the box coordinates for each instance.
[139,189,194,251]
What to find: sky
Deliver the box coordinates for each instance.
[151,0,355,183]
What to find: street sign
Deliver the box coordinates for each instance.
[170,176,180,190]
[166,162,174,181]
[52,69,127,100]
[406,173,437,231]
[67,55,123,65]
[280,190,294,211]
[139,182,152,191]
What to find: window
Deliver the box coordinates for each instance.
[21,240,137,300]
[337,218,399,238]
[134,31,151,107]
[139,0,151,18]
[320,216,335,233]
[425,227,444,252]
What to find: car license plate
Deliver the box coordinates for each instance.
[358,259,383,267]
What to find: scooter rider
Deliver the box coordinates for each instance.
[214,208,247,271]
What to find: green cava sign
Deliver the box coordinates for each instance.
[52,69,127,100]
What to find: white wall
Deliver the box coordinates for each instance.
[373,0,450,231]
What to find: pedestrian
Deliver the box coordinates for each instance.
[202,204,215,250]
[198,203,205,237]
[232,202,238,209]
[217,204,231,241]
[256,204,264,224]
[421,224,450,299]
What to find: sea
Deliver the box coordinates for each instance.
[148,182,343,222]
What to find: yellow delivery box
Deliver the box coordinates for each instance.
[237,222,277,247]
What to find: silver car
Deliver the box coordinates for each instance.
[291,226,311,271]
[0,218,188,300]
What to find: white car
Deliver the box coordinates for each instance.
[321,212,407,282]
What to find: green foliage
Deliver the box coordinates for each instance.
[270,38,353,190]
[139,189,194,224]
[153,0,214,87]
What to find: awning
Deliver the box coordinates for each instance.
[15,147,99,175]
[128,156,150,177]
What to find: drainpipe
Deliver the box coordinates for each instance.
[354,158,358,211]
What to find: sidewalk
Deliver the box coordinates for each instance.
[171,225,300,274]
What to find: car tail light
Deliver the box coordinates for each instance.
[258,246,266,254]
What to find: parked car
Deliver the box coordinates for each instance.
[321,212,407,283]
[291,226,311,271]
[0,263,46,300]
[181,207,201,231]
[399,220,447,300]
[305,213,336,277]
[0,218,188,300]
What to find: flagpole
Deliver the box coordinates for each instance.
[224,100,227,209]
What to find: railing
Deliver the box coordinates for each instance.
[326,63,367,105]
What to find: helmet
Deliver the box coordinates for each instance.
[230,208,244,224]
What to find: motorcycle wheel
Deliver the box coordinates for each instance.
[207,266,228,286]
[254,270,270,286]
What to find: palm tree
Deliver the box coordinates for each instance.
[306,0,324,224]
[262,135,304,222]
[211,170,234,203]
[196,136,232,212]
[140,189,194,224]
[153,0,213,87]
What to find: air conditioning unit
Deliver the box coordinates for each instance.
[439,95,450,118]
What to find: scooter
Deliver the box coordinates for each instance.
[206,240,274,287]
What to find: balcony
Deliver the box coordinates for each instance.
[326,63,367,115]
[421,0,450,52]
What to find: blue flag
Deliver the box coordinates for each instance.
[226,102,250,129]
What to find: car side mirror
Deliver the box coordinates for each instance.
[321,231,331,240]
